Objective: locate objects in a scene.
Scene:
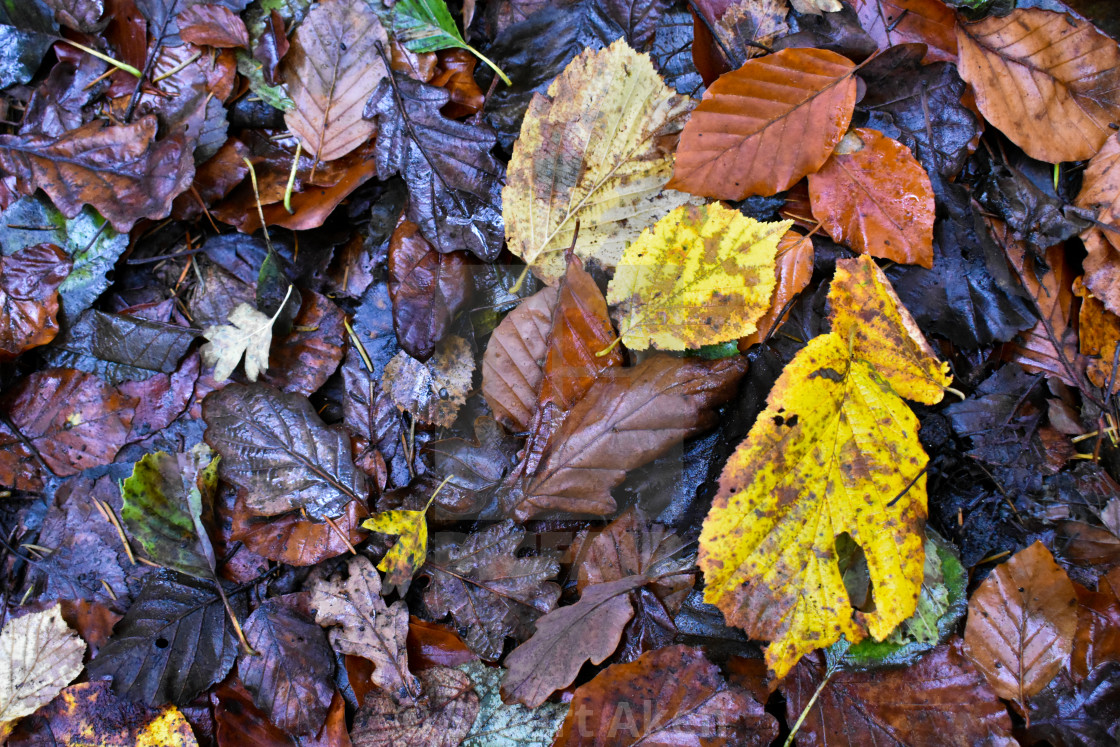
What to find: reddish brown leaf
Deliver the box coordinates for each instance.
[0,116,194,232]
[782,641,1013,746]
[119,353,200,445]
[1057,520,1120,570]
[58,600,122,659]
[481,285,558,432]
[956,8,1120,163]
[502,576,647,708]
[177,4,250,48]
[260,290,346,396]
[254,9,289,84]
[808,128,935,268]
[1082,229,1120,322]
[554,645,777,746]
[213,682,351,747]
[0,243,71,361]
[668,48,857,199]
[172,139,250,221]
[740,230,814,348]
[964,541,1078,707]
[431,49,485,118]
[388,219,472,361]
[350,666,479,747]
[0,369,135,487]
[850,0,957,63]
[229,491,369,567]
[508,354,747,520]
[1071,568,1120,681]
[406,618,477,671]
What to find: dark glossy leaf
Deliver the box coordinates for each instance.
[650,9,704,96]
[600,0,669,50]
[365,72,504,261]
[177,4,249,48]
[1028,664,1120,747]
[203,383,370,520]
[342,348,412,490]
[388,218,472,361]
[43,309,198,385]
[134,0,250,47]
[0,243,70,361]
[0,194,128,320]
[0,0,58,88]
[886,182,1034,347]
[773,4,878,62]
[423,521,561,661]
[239,597,335,737]
[0,117,195,233]
[259,289,345,396]
[88,569,246,707]
[229,490,369,567]
[423,416,521,518]
[212,681,350,747]
[351,666,479,747]
[858,44,980,179]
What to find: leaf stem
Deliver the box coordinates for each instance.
[508,264,531,294]
[464,43,511,86]
[595,335,622,358]
[784,662,837,747]
[61,40,142,77]
[242,157,274,252]
[283,141,302,214]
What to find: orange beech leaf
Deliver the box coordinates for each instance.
[1074,278,1120,392]
[176,5,250,49]
[956,8,1120,163]
[668,47,857,199]
[740,230,814,348]
[808,128,935,268]
[0,243,71,361]
[850,0,957,63]
[481,285,558,432]
[1070,567,1120,681]
[964,541,1078,709]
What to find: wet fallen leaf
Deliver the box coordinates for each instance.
[0,604,85,736]
[964,541,1078,711]
[701,255,951,680]
[350,666,478,747]
[0,243,70,361]
[669,47,857,199]
[382,335,475,428]
[362,500,433,596]
[229,491,369,567]
[553,644,777,746]
[1026,663,1120,747]
[850,0,957,63]
[201,300,284,383]
[281,0,387,163]
[259,290,346,396]
[503,39,694,285]
[1070,567,1120,681]
[740,229,814,348]
[808,127,935,267]
[480,285,558,431]
[310,555,422,703]
[605,203,789,350]
[457,660,567,746]
[177,4,249,48]
[212,681,349,747]
[956,8,1120,163]
[1074,278,1120,392]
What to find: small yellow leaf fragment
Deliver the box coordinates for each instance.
[362,508,430,595]
[700,255,951,681]
[606,203,790,351]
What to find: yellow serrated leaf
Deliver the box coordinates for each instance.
[503,39,696,286]
[699,255,951,681]
[362,508,430,595]
[606,203,790,351]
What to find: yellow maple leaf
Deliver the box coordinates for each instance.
[361,476,451,594]
[606,203,790,351]
[699,255,952,681]
[503,39,696,287]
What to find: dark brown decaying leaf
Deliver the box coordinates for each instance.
[203,383,370,520]
[508,353,748,520]
[1070,568,1120,681]
[310,555,422,703]
[282,0,388,163]
[782,641,1014,746]
[668,48,857,199]
[350,666,479,747]
[0,243,71,361]
[382,335,475,429]
[229,491,369,567]
[239,597,336,737]
[260,290,346,396]
[423,521,561,661]
[212,681,351,747]
[176,4,249,48]
[964,541,1078,708]
[502,576,647,708]
[554,645,778,746]
[480,285,558,432]
[388,219,472,361]
[0,368,136,488]
[0,116,194,232]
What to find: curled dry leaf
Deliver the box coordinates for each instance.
[0,243,70,361]
[0,116,194,232]
[6,681,198,746]
[481,285,558,432]
[782,642,1014,746]
[701,256,951,680]
[964,540,1078,708]
[0,368,136,487]
[668,47,857,199]
[956,8,1120,164]
[351,666,479,747]
[282,0,388,163]
[503,38,695,285]
[388,219,473,362]
[807,127,935,268]
[203,383,370,520]
[424,521,561,661]
[553,645,777,746]
[310,555,422,703]
[382,335,475,428]
[605,203,790,350]
[0,604,85,732]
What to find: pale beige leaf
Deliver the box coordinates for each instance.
[0,604,85,727]
[503,39,696,286]
[200,303,276,382]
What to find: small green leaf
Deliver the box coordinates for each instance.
[235,49,295,112]
[392,0,511,85]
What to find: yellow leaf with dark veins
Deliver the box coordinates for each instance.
[700,255,951,681]
[606,203,790,351]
